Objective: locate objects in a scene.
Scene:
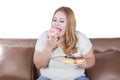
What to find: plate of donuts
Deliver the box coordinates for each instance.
[51,55,85,65]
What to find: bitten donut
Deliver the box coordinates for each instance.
[47,27,60,41]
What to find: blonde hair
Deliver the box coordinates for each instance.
[52,6,78,55]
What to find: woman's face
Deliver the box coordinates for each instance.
[51,11,67,37]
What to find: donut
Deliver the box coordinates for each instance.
[47,27,60,41]
[74,59,85,64]
[62,56,85,64]
[62,58,74,64]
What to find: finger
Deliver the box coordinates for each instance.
[47,38,51,41]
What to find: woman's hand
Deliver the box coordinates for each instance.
[46,35,66,51]
[77,48,95,69]
[46,37,58,51]
[77,58,87,68]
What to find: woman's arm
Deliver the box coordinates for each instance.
[77,48,95,69]
[33,49,51,69]
[33,40,57,69]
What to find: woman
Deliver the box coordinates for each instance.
[33,6,95,80]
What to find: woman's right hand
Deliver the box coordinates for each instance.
[45,38,58,51]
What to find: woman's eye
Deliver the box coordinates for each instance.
[52,19,57,22]
[60,21,64,23]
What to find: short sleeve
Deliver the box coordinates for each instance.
[77,31,92,55]
[35,31,48,52]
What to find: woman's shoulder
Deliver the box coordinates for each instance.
[37,30,48,40]
[76,30,88,38]
[76,30,91,44]
[41,30,48,35]
[38,30,48,37]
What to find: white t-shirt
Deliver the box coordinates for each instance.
[35,31,92,80]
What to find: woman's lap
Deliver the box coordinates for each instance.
[37,76,89,80]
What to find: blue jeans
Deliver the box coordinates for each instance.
[37,76,89,80]
[37,76,50,80]
[75,76,89,80]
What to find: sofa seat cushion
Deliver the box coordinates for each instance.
[0,46,34,80]
[86,50,120,80]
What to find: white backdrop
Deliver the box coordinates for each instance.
[0,0,120,38]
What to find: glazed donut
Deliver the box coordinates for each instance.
[74,59,85,64]
[62,56,85,64]
[62,58,74,64]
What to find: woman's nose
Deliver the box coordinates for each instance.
[54,21,60,26]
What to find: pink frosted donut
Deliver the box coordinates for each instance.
[48,28,60,36]
[47,27,60,41]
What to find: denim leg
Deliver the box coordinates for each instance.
[37,76,50,80]
[74,76,89,80]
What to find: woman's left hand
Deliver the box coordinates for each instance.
[77,48,95,69]
[77,58,87,68]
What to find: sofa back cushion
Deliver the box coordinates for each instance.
[90,38,120,53]
[86,51,120,80]
[0,46,34,80]
[0,39,36,80]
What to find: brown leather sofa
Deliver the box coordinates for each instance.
[0,38,120,80]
